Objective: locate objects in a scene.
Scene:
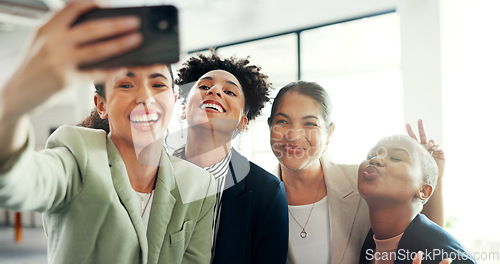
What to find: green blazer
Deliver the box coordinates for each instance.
[0,125,215,264]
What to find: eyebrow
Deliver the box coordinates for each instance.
[149,73,168,80]
[275,113,289,119]
[123,72,168,80]
[200,76,241,90]
[274,113,319,120]
[303,115,319,120]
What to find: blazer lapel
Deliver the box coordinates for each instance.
[322,158,362,264]
[215,150,252,262]
[106,136,148,264]
[146,151,176,264]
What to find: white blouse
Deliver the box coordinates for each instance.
[135,190,155,230]
[288,196,331,264]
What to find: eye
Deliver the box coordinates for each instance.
[119,84,133,88]
[153,83,167,88]
[390,157,402,161]
[366,155,375,160]
[224,90,236,96]
[199,85,210,90]
[305,122,318,127]
[275,119,288,125]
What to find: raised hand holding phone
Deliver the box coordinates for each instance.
[0,0,142,164]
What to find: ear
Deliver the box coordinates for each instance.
[325,124,335,146]
[237,115,249,132]
[417,184,434,201]
[180,105,187,120]
[174,91,178,103]
[94,94,108,119]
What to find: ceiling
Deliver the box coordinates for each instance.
[0,0,397,51]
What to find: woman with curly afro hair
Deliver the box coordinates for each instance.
[172,52,288,264]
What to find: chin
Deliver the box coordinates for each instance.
[278,158,309,172]
[190,118,239,135]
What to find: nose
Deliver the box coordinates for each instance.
[136,86,155,105]
[285,127,305,141]
[206,85,222,98]
[369,156,384,167]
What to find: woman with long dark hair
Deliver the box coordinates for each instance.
[0,1,215,263]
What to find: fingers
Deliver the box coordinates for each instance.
[70,16,141,45]
[84,67,127,84]
[440,258,453,264]
[412,251,423,264]
[417,119,428,144]
[77,32,143,64]
[406,123,418,141]
[49,0,110,28]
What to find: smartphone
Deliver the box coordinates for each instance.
[72,5,179,69]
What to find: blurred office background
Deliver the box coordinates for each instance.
[0,0,499,263]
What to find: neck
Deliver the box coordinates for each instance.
[367,200,421,240]
[184,126,232,167]
[280,159,327,205]
[112,137,162,193]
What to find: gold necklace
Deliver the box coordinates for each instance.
[286,173,324,238]
[135,190,153,217]
[134,171,158,217]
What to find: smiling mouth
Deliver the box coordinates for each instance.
[282,144,305,155]
[130,113,160,126]
[200,103,225,113]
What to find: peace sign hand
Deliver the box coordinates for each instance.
[406,119,445,180]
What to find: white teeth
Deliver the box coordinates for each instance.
[201,103,224,112]
[130,113,159,123]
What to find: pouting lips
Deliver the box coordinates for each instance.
[362,166,380,180]
[201,103,225,113]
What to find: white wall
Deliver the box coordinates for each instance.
[398,0,443,143]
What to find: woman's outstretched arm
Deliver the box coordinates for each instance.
[406,119,445,227]
[0,0,142,167]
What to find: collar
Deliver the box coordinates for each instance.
[204,150,232,180]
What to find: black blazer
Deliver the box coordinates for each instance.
[212,149,288,264]
[359,214,476,264]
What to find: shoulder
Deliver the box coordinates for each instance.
[45,125,108,172]
[321,158,361,196]
[241,161,286,209]
[403,214,476,263]
[167,154,216,203]
[245,161,282,192]
[322,159,358,180]
[46,125,107,150]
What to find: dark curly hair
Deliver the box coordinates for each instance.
[176,52,271,121]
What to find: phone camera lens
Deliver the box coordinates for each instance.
[158,20,169,30]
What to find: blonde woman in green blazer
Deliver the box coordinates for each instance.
[0,1,215,263]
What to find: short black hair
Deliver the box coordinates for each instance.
[176,52,271,121]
